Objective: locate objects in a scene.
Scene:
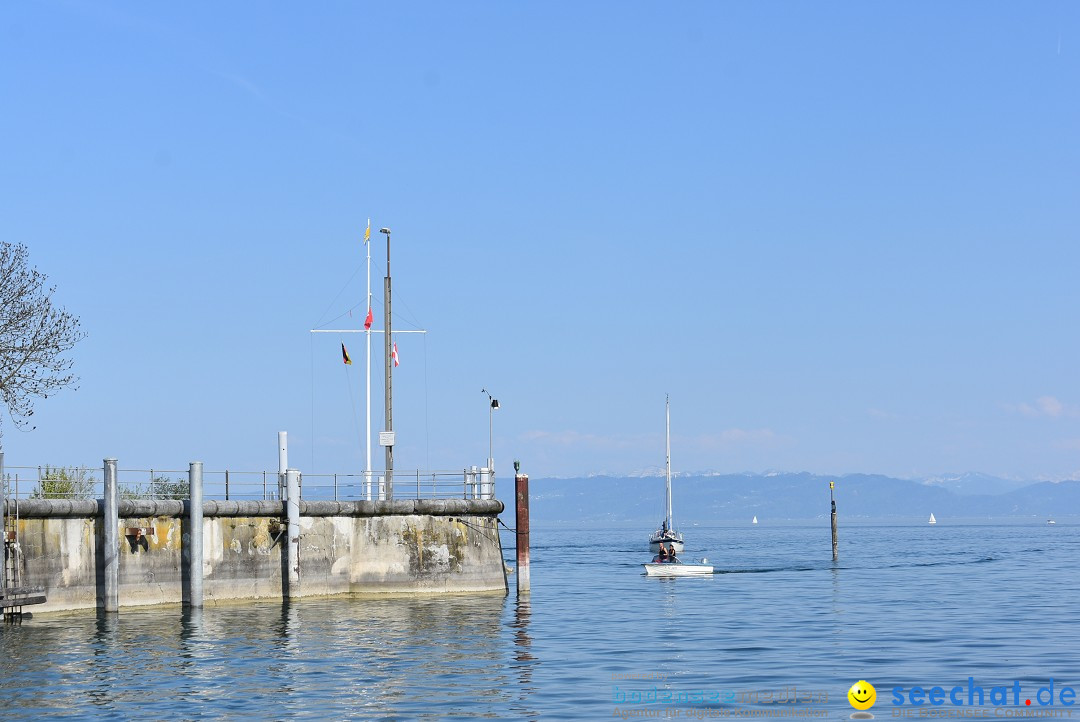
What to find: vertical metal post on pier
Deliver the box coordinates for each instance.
[103,458,119,612]
[187,461,204,608]
[380,226,395,501]
[285,468,301,598]
[278,431,288,500]
[515,463,530,594]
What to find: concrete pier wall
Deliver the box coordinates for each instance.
[3,499,506,614]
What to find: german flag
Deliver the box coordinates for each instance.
[341,342,352,365]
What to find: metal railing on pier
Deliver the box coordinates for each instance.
[0,464,497,502]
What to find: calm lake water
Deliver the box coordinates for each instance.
[1,520,1076,720]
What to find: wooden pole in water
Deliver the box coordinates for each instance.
[830,480,838,561]
[515,461,530,595]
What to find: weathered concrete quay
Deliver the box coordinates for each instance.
[2,463,507,615]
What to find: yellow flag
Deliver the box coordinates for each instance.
[364,219,371,243]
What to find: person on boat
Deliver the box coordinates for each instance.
[668,545,678,562]
[657,543,669,562]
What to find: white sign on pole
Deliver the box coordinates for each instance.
[379,431,396,447]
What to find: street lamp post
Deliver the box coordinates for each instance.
[481,389,499,474]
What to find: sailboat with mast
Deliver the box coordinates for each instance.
[648,396,684,553]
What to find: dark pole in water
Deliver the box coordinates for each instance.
[830,480,838,561]
[515,460,530,595]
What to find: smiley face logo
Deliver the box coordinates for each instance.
[848,680,877,710]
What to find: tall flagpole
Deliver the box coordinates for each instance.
[365,219,372,501]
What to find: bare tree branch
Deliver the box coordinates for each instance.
[0,242,86,445]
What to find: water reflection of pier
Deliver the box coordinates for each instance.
[510,595,538,718]
[0,594,530,717]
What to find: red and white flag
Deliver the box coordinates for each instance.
[392,342,400,367]
[364,307,373,330]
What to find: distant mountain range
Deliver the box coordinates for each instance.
[516,472,1079,523]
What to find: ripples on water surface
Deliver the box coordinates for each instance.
[1,521,1076,719]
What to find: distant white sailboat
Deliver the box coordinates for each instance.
[928,513,937,525]
[648,396,684,553]
[752,516,758,525]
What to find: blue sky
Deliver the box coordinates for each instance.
[1,2,1078,481]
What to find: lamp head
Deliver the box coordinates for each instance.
[491,399,500,410]
[380,227,391,235]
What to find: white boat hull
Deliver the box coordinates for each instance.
[643,562,713,577]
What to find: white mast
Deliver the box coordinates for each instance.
[665,394,672,531]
